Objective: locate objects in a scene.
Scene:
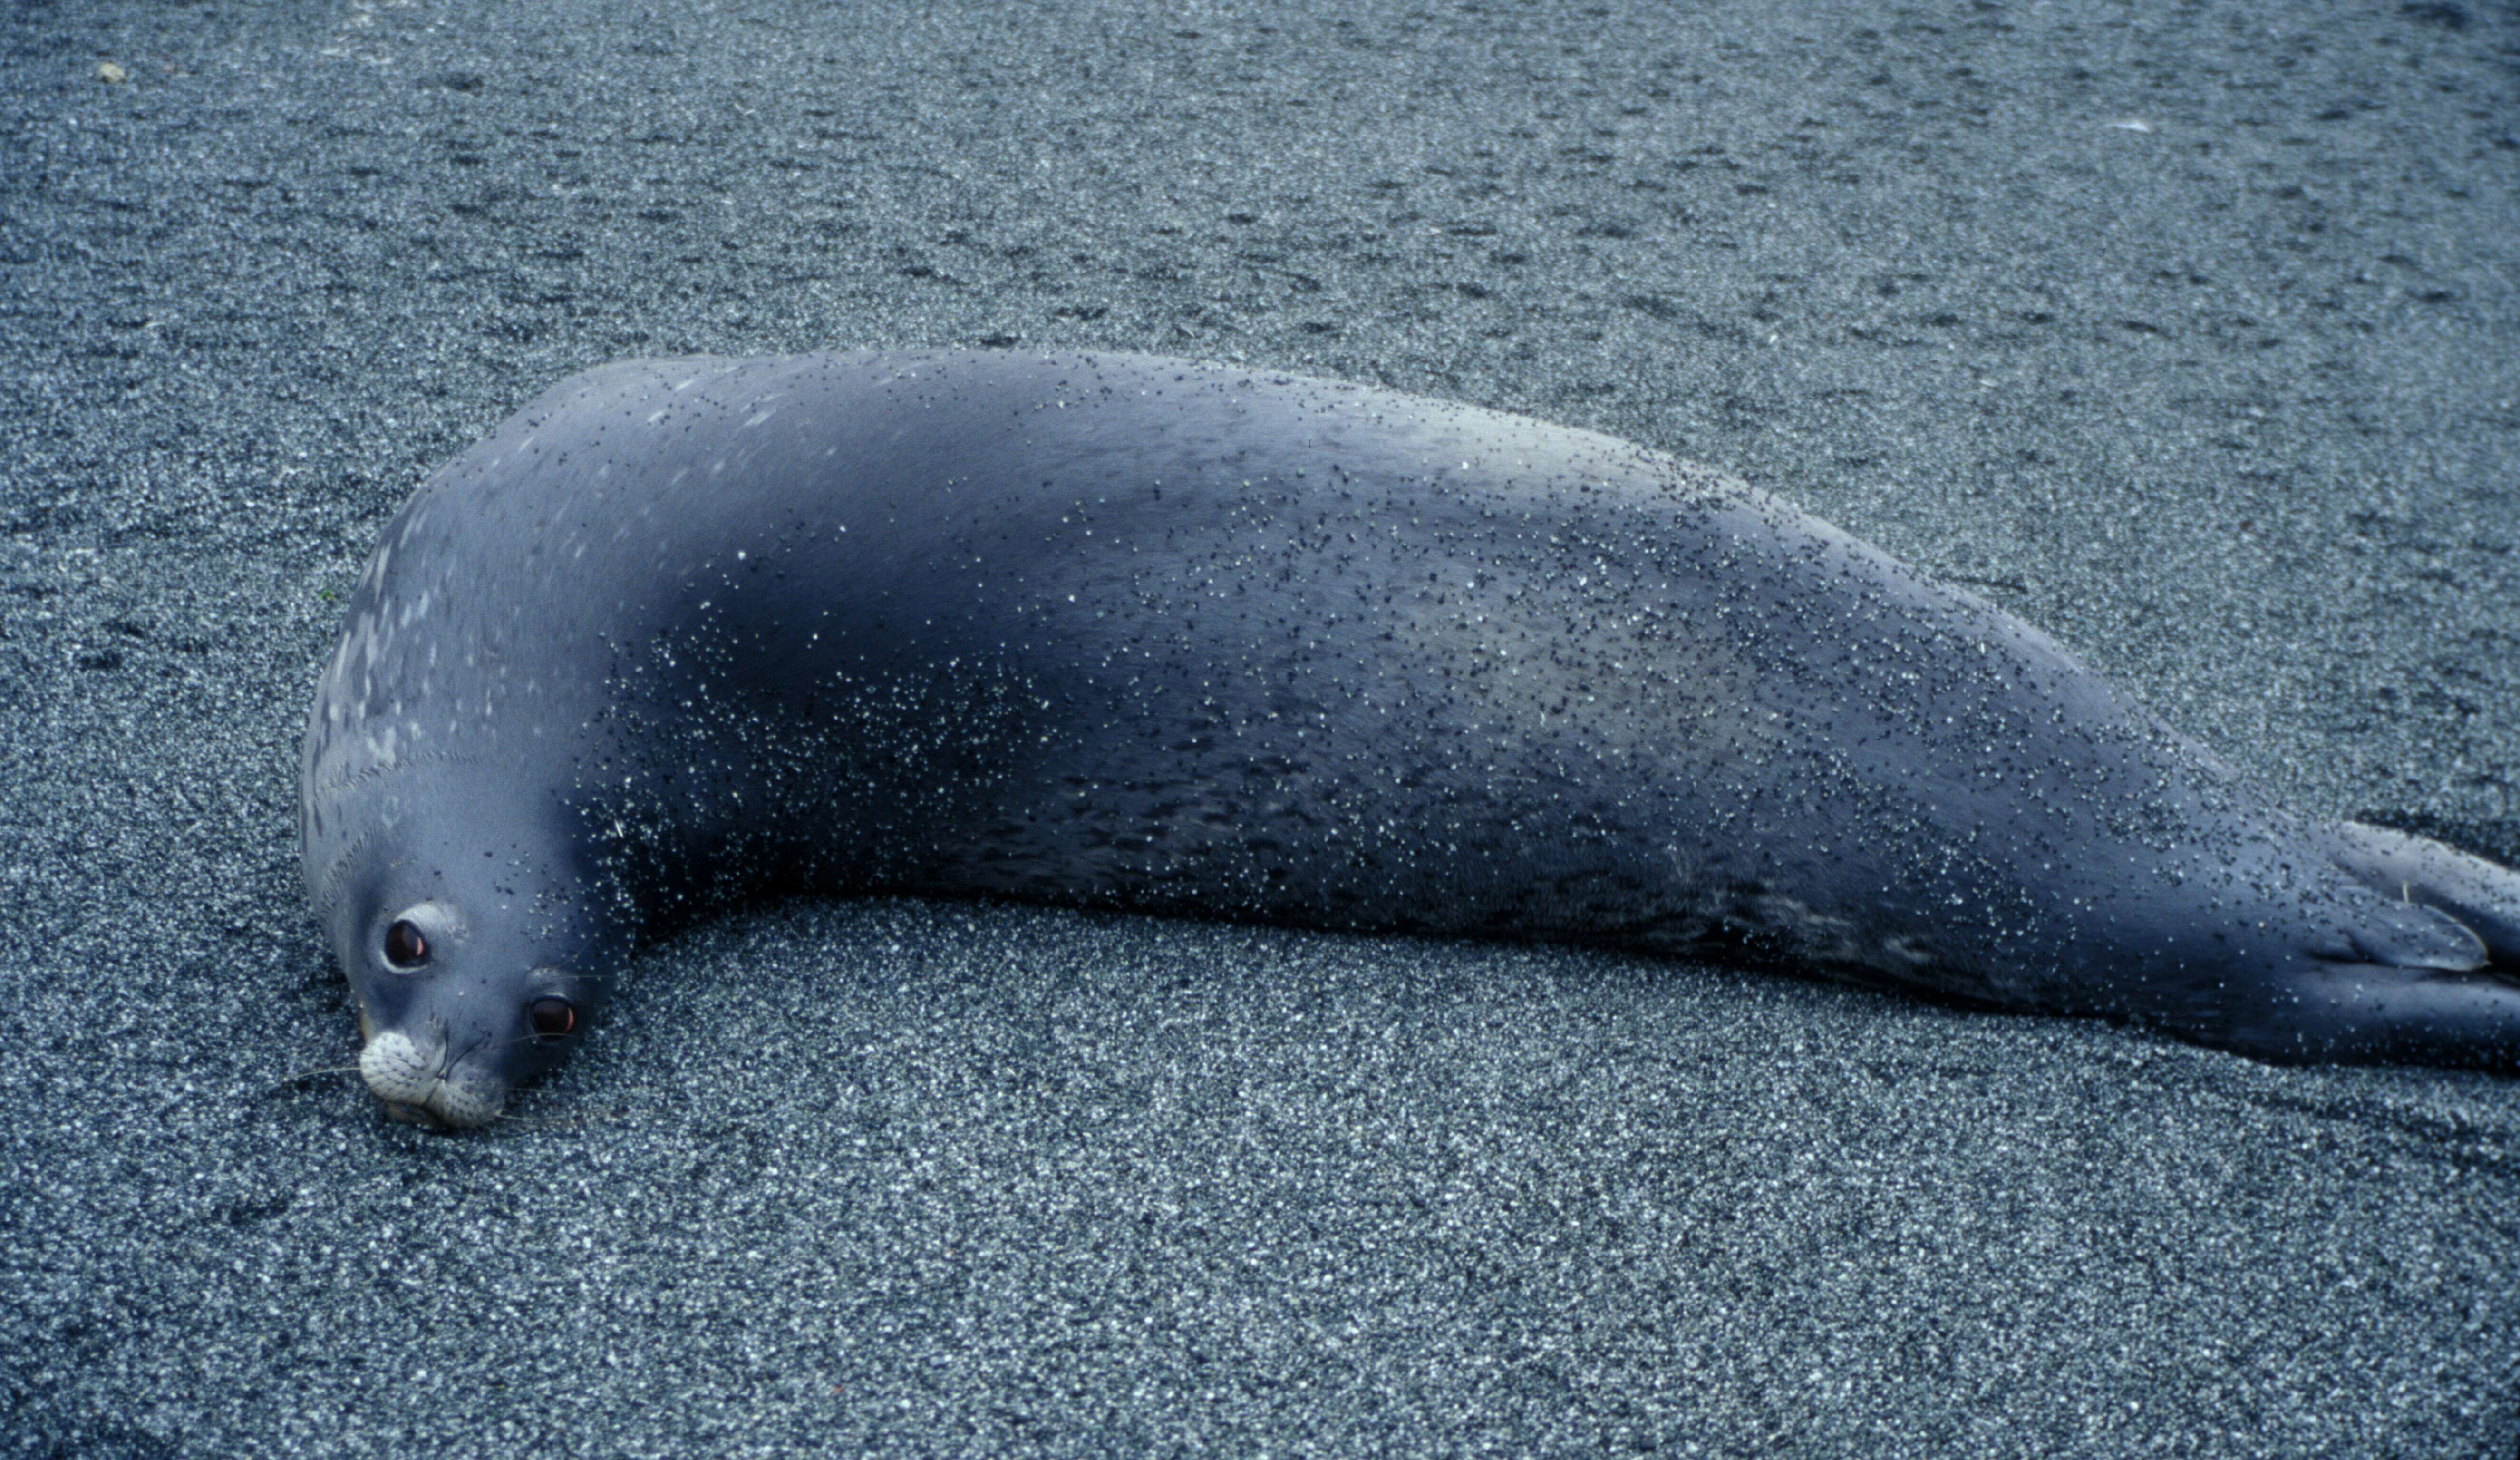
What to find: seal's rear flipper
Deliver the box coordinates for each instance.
[2327,821,2520,970]
[2225,964,2520,1071]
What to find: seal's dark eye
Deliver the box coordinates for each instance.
[384,919,429,969]
[528,997,577,1041]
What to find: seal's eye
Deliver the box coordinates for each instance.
[383,919,429,969]
[528,997,577,1041]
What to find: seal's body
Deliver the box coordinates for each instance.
[303,350,2520,1126]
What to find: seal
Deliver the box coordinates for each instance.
[302,350,2520,1127]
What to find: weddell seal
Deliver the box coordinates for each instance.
[301,349,2520,1127]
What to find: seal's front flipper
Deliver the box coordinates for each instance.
[2327,821,2520,970]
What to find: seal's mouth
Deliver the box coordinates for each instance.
[379,1098,449,1129]
[368,1080,508,1130]
[358,1029,509,1129]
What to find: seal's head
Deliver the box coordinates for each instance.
[313,796,613,1129]
[348,900,600,1129]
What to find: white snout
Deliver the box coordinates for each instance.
[359,1029,507,1129]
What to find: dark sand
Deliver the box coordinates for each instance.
[3,1,2516,1454]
